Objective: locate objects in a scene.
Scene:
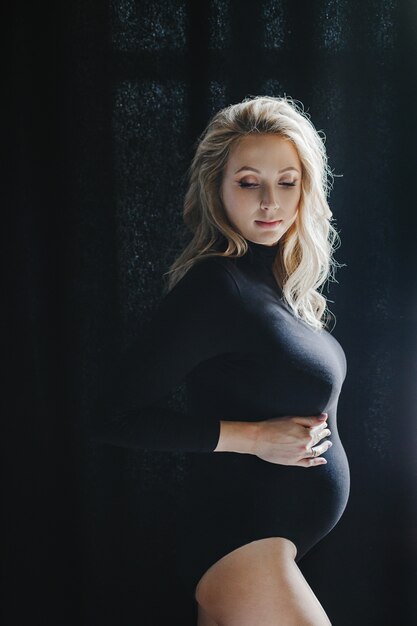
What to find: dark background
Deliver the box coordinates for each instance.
[7,1,417,624]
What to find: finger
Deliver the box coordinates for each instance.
[297,457,328,468]
[310,428,331,445]
[306,440,333,456]
[292,414,328,427]
[317,428,331,442]
[309,422,329,435]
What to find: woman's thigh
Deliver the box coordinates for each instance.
[195,537,332,626]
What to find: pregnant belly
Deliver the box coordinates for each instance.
[181,430,350,561]
[174,434,350,598]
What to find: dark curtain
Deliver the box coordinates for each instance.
[7,1,417,624]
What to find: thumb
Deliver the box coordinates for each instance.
[292,413,328,427]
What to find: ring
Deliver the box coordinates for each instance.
[310,447,319,458]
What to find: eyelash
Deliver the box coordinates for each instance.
[238,182,297,188]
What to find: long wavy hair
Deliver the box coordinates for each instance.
[163,95,343,332]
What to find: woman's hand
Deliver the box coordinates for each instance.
[214,414,332,467]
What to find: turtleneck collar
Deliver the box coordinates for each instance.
[245,238,279,268]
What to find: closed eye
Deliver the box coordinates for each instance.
[238,181,297,188]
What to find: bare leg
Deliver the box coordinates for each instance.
[197,602,219,626]
[195,537,332,626]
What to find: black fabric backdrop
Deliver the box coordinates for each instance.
[7,1,417,624]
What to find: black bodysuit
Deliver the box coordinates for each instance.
[91,238,350,599]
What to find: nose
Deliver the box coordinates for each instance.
[260,183,279,209]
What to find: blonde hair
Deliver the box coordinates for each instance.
[164,95,343,331]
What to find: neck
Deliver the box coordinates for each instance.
[244,238,279,267]
[246,238,279,254]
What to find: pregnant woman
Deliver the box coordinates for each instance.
[91,95,350,625]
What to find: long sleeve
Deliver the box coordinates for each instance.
[88,258,246,453]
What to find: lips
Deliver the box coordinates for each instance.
[255,219,282,224]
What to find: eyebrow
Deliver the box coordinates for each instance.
[234,166,300,174]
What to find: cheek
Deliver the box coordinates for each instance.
[224,190,246,216]
[286,190,301,212]
[221,191,241,223]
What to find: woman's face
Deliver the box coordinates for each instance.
[220,133,302,246]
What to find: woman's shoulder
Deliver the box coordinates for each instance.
[159,256,243,317]
[154,255,253,344]
[176,255,240,295]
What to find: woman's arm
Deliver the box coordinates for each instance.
[215,415,331,467]
[213,420,260,454]
[88,259,247,453]
[89,256,332,465]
